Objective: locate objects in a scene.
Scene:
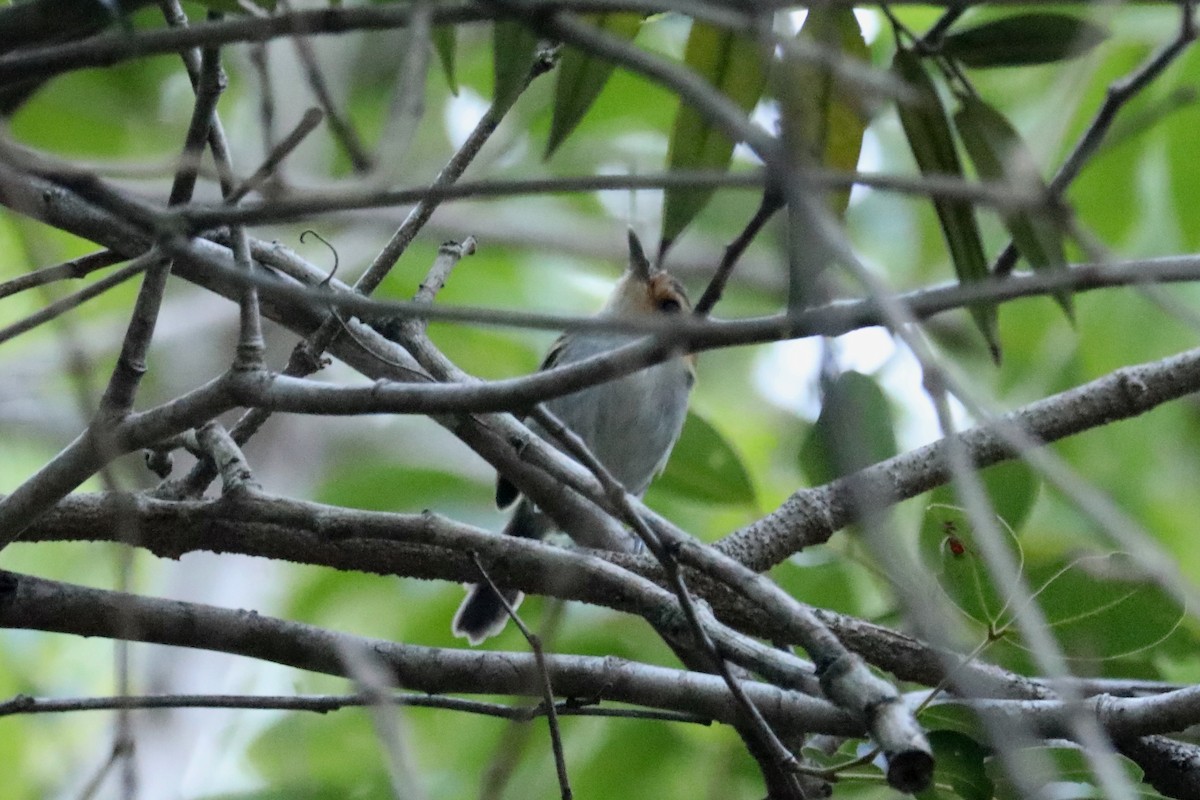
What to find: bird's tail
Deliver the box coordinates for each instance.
[451,584,524,645]
[451,500,544,645]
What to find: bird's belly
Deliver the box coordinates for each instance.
[545,360,690,496]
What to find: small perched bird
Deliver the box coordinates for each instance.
[452,231,696,644]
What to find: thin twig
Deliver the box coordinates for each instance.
[176,166,1051,231]
[0,249,123,300]
[0,256,155,347]
[73,738,133,800]
[414,238,477,307]
[692,193,780,316]
[167,50,550,499]
[226,106,323,203]
[97,22,224,415]
[472,555,573,800]
[276,0,374,173]
[0,690,709,724]
[158,0,237,196]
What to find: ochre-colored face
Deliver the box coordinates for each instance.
[647,272,690,315]
[608,269,691,317]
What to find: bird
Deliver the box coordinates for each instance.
[452,230,696,644]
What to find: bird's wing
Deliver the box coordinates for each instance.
[495,333,570,508]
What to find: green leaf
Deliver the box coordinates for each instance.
[799,371,898,485]
[943,14,1109,69]
[954,94,1071,318]
[654,411,756,506]
[545,12,642,158]
[661,22,768,250]
[987,744,1146,800]
[1026,553,1187,662]
[318,464,484,513]
[917,503,1022,627]
[778,8,870,218]
[917,461,1040,627]
[250,712,394,794]
[893,48,998,359]
[770,553,875,617]
[956,461,1042,535]
[493,20,538,111]
[916,730,993,800]
[433,25,458,95]
[919,701,986,740]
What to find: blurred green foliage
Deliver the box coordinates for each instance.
[1,3,1200,799]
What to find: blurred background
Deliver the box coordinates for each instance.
[3,2,1200,797]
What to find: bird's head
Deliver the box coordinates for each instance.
[604,230,691,318]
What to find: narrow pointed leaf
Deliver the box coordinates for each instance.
[954,94,1071,317]
[493,20,538,112]
[661,22,768,250]
[943,14,1109,68]
[778,8,870,218]
[433,26,458,95]
[893,49,998,358]
[799,371,898,485]
[545,12,642,158]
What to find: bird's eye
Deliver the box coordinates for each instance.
[658,297,682,313]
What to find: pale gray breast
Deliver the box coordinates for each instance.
[540,334,692,497]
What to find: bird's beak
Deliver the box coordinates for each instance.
[627,229,652,282]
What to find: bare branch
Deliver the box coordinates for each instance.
[0,691,710,725]
[0,249,124,300]
[0,570,858,736]
[0,255,155,347]
[472,555,573,800]
[227,106,324,203]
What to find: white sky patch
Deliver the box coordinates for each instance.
[754,337,824,417]
[789,8,880,42]
[854,9,881,43]
[875,342,973,450]
[838,326,896,372]
[594,133,669,223]
[732,100,777,165]
[849,127,883,206]
[754,327,970,450]
[443,88,489,149]
[753,327,894,419]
